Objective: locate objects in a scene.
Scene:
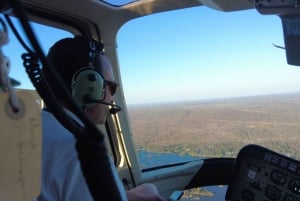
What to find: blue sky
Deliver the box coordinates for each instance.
[3,18,72,88]
[3,5,300,104]
[117,6,300,104]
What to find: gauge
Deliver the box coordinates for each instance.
[283,194,299,201]
[265,185,281,200]
[289,179,300,195]
[271,170,287,185]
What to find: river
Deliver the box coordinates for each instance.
[137,150,227,201]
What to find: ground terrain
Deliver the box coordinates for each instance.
[128,93,300,159]
[128,93,300,200]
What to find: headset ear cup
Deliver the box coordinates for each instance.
[71,68,104,107]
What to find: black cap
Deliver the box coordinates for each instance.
[43,36,103,101]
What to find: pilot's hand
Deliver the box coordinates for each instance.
[126,192,166,201]
[126,183,166,201]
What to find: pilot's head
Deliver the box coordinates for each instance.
[44,36,118,124]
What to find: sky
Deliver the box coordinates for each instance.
[3,5,300,105]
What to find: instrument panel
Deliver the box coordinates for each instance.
[226,144,300,201]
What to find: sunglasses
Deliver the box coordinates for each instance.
[105,80,119,96]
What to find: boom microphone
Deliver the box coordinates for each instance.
[98,101,122,114]
[83,95,122,114]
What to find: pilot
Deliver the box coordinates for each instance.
[38,36,166,201]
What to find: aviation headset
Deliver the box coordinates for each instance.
[71,39,106,108]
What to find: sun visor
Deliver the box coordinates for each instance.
[281,15,300,66]
[252,0,300,66]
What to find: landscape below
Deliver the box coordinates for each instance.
[129,93,300,160]
[128,93,300,200]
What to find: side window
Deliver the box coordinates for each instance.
[3,17,72,90]
[117,6,300,170]
[3,18,119,161]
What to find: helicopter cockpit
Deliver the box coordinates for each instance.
[1,0,300,201]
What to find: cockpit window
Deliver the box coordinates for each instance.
[117,6,300,169]
[4,17,72,89]
[99,0,137,6]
